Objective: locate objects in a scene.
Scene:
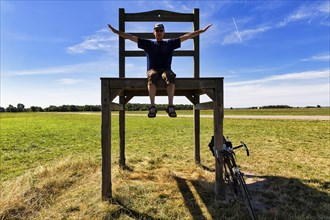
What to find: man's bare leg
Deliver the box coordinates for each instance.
[148,83,157,108]
[167,83,175,106]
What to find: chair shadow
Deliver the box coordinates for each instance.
[173,176,207,220]
[120,164,134,172]
[104,198,162,220]
[174,165,330,219]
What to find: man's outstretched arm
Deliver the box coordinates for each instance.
[180,24,212,42]
[107,24,138,43]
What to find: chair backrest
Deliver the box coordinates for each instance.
[118,8,200,79]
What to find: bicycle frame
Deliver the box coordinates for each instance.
[208,136,256,220]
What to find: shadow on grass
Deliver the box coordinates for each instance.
[104,199,161,220]
[120,165,134,172]
[173,176,207,220]
[174,170,330,219]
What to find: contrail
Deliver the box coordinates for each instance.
[232,17,243,44]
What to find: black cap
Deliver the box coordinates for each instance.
[154,23,164,30]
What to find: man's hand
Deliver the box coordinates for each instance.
[107,24,138,43]
[107,24,118,34]
[202,24,212,33]
[180,24,212,42]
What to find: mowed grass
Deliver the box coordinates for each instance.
[0,111,329,219]
[129,107,330,116]
[224,107,330,115]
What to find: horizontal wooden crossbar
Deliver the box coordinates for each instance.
[128,32,187,39]
[100,78,223,100]
[124,50,194,57]
[101,77,223,90]
[124,9,195,22]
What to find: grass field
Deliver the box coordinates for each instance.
[0,109,329,219]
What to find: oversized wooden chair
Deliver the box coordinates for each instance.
[101,8,225,200]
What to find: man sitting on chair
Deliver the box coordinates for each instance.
[108,23,211,118]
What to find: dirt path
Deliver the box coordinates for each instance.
[57,112,329,120]
[122,113,330,121]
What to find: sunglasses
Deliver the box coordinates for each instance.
[155,29,164,33]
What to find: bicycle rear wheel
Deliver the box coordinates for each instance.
[236,171,256,220]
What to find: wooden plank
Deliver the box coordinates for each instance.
[194,94,200,164]
[214,78,225,201]
[119,8,125,77]
[110,102,124,111]
[195,101,213,110]
[119,96,126,167]
[193,9,200,165]
[104,78,221,90]
[204,89,215,101]
[124,95,134,104]
[124,90,198,97]
[110,89,123,102]
[184,95,195,104]
[124,9,194,22]
[101,79,111,200]
[125,50,194,57]
[119,9,126,169]
[194,8,200,79]
[128,32,188,39]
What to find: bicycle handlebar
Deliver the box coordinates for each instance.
[232,142,250,156]
[241,142,250,156]
[208,136,250,158]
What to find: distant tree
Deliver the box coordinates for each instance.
[261,105,292,109]
[69,105,79,112]
[17,103,25,112]
[317,105,321,108]
[44,105,57,112]
[0,107,5,112]
[30,106,37,112]
[6,104,17,112]
[29,106,43,112]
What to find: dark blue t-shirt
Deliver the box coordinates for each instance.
[138,38,181,70]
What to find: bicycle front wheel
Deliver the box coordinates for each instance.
[223,157,238,197]
[236,171,256,220]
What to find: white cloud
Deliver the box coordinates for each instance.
[224,69,330,107]
[227,69,329,87]
[221,26,270,45]
[278,1,330,27]
[218,2,329,46]
[161,0,175,10]
[66,28,117,54]
[3,60,117,77]
[225,82,329,108]
[56,78,85,85]
[301,54,330,62]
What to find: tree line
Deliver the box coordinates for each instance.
[0,103,194,112]
[1,103,322,113]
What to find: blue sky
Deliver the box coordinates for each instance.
[1,0,329,108]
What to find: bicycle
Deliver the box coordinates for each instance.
[208,136,256,220]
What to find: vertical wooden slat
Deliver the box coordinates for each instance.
[101,79,112,200]
[193,94,200,164]
[119,8,126,167]
[119,8,125,78]
[193,8,200,164]
[214,78,225,200]
[193,8,200,78]
[119,96,126,167]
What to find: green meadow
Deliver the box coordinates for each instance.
[0,109,329,219]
